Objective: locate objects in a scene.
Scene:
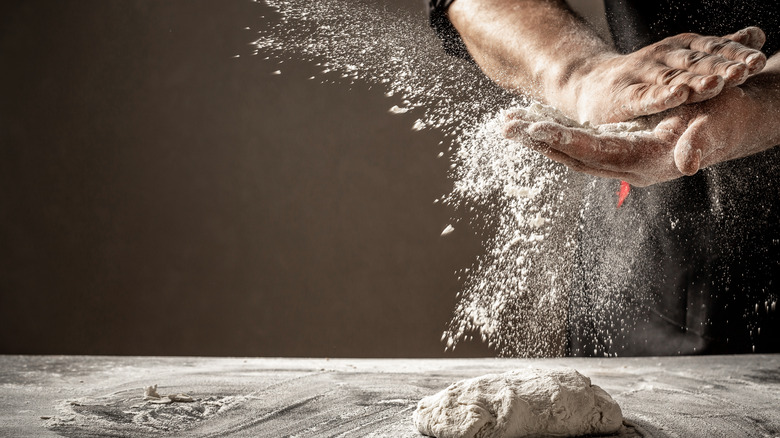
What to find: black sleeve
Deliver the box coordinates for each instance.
[427,0,473,60]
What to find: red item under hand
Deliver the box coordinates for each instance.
[617,181,630,208]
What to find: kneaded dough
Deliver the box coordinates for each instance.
[413,368,622,438]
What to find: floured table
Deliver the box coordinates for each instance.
[0,355,778,437]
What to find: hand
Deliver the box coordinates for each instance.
[559,27,767,125]
[503,110,683,187]
[670,84,776,176]
[503,79,778,187]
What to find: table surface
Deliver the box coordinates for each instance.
[0,355,778,437]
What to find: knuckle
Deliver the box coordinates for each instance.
[609,76,634,95]
[649,43,673,56]
[659,68,684,84]
[685,51,707,66]
[629,83,652,101]
[705,40,728,53]
[670,32,698,43]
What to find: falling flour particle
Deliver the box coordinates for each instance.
[413,368,623,438]
[389,105,410,114]
[441,224,455,236]
[271,70,281,75]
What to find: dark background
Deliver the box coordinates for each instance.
[0,0,496,357]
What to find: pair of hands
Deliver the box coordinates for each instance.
[504,27,772,187]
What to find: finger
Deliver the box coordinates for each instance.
[535,146,634,181]
[689,34,766,74]
[523,137,636,181]
[724,26,766,51]
[674,117,710,175]
[664,49,749,86]
[503,119,620,176]
[527,122,678,186]
[503,119,531,139]
[642,67,722,103]
[616,82,698,118]
[504,107,528,121]
[527,122,644,172]
[624,82,689,115]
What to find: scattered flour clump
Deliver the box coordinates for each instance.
[413,368,623,438]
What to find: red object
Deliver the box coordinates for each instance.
[617,181,630,208]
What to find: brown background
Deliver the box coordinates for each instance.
[0,0,499,357]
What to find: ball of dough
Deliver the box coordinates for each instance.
[413,368,622,438]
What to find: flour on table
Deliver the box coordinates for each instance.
[413,368,623,438]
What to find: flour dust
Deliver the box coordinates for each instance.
[45,388,253,437]
[251,0,589,357]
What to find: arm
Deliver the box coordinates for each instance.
[448,0,766,124]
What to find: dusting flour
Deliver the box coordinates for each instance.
[413,368,623,438]
[441,102,666,356]
[441,104,579,357]
[252,1,661,356]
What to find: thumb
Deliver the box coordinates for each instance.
[673,117,709,176]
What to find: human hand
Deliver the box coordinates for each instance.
[559,27,767,125]
[503,109,684,187]
[670,83,776,176]
[504,79,777,187]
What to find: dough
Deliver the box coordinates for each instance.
[413,368,622,438]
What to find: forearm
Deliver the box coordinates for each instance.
[448,0,613,115]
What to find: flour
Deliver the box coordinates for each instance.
[441,104,581,356]
[505,101,658,135]
[251,1,654,357]
[45,387,252,435]
[413,368,623,438]
[439,100,670,356]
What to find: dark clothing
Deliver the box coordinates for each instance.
[604,0,780,56]
[575,0,780,356]
[428,0,780,355]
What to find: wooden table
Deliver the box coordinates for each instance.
[1,355,778,437]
